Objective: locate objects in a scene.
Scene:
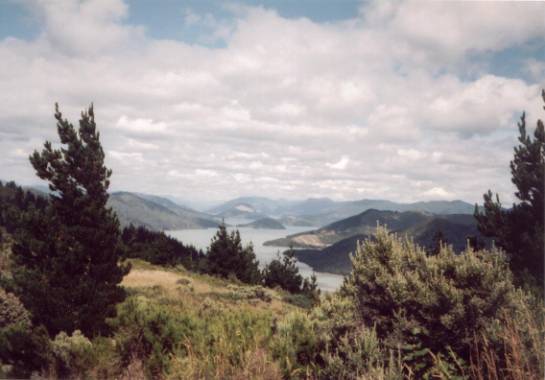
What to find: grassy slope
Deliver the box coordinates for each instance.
[122,259,297,315]
[117,259,298,379]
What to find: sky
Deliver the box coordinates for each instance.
[0,0,544,206]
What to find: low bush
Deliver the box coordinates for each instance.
[341,227,536,377]
[226,285,273,303]
[51,330,95,378]
[282,292,316,309]
[0,288,52,378]
[0,288,30,329]
[270,228,544,379]
[110,296,197,378]
[270,311,323,378]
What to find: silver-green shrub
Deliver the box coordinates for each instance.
[0,288,30,329]
[343,227,519,375]
[51,330,95,377]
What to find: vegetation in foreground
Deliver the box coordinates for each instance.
[0,91,544,379]
[2,234,542,379]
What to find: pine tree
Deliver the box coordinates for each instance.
[475,90,545,286]
[10,104,128,337]
[206,223,261,284]
[263,247,303,293]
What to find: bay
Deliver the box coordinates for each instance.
[166,222,344,292]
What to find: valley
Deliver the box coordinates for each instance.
[102,191,484,278]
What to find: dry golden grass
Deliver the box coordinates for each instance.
[469,304,545,380]
[122,269,184,290]
[122,262,297,316]
[118,261,295,380]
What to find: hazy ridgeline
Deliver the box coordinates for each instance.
[0,94,544,379]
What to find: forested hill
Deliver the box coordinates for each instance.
[238,217,286,229]
[262,208,486,274]
[266,209,481,248]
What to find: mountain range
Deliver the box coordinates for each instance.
[207,196,476,227]
[107,192,219,231]
[237,217,286,230]
[281,209,486,274]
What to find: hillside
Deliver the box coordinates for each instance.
[71,259,302,378]
[238,217,286,229]
[210,197,476,227]
[211,202,269,220]
[123,259,298,317]
[295,234,368,274]
[265,209,477,248]
[291,211,485,274]
[208,196,294,216]
[108,192,219,231]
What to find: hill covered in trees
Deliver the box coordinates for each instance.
[267,209,484,274]
[238,217,286,229]
[266,208,481,244]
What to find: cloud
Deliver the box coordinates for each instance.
[361,1,545,60]
[29,0,144,56]
[397,148,424,161]
[422,187,454,200]
[194,169,218,177]
[326,156,350,170]
[525,59,545,82]
[0,0,543,204]
[115,116,167,135]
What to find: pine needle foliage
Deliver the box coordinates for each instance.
[475,90,545,286]
[206,223,261,284]
[10,104,128,337]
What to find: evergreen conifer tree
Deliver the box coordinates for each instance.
[475,90,544,285]
[263,247,303,293]
[206,223,261,284]
[10,104,128,337]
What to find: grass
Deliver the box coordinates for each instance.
[122,258,297,315]
[115,259,300,379]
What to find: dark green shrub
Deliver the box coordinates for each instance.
[0,288,52,378]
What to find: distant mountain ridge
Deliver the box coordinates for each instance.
[108,192,219,231]
[237,217,286,230]
[209,197,476,227]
